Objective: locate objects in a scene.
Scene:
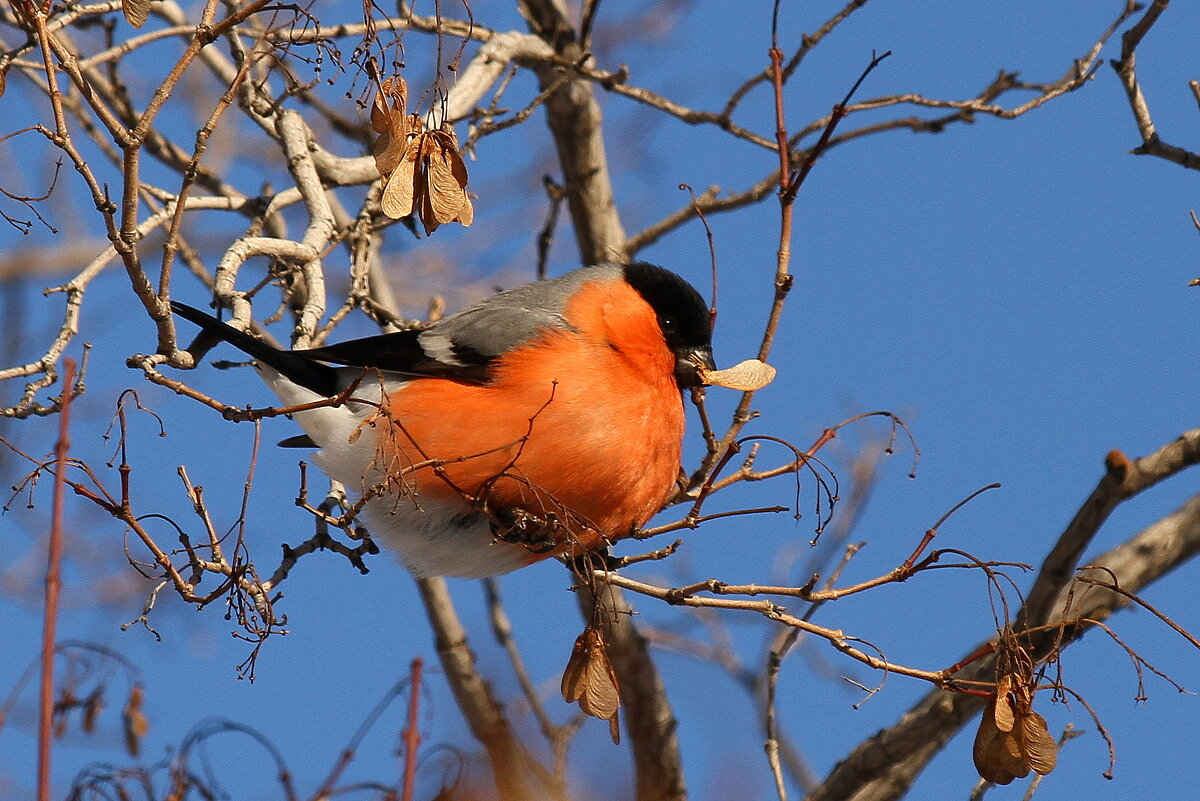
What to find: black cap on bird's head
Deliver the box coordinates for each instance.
[621,262,715,388]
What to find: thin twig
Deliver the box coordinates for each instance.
[401,658,423,801]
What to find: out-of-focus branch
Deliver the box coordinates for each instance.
[415,577,537,801]
[484,578,575,800]
[37,357,75,801]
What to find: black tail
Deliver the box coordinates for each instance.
[171,301,339,397]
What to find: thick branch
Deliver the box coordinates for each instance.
[415,577,536,801]
[517,0,627,264]
[1022,432,1200,627]
[1109,1,1200,171]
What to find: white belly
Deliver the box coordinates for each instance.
[259,364,531,578]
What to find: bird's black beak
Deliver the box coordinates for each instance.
[674,345,716,389]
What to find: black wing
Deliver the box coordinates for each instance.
[172,264,622,393]
[298,265,619,382]
[171,301,469,390]
[296,329,492,384]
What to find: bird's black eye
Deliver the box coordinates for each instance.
[660,316,676,333]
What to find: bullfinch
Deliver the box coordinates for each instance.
[172,262,750,578]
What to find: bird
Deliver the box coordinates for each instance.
[172,262,750,578]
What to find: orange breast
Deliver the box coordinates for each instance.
[370,277,685,556]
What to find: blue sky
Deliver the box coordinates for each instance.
[2,2,1200,799]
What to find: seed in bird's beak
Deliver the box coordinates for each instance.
[698,359,776,391]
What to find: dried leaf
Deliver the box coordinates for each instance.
[992,674,1015,732]
[412,134,442,234]
[378,123,473,233]
[973,695,1030,785]
[123,0,151,28]
[1020,710,1058,776]
[407,114,425,139]
[83,688,104,734]
[425,128,473,227]
[374,111,420,180]
[380,140,420,220]
[561,641,583,697]
[561,630,593,703]
[581,655,619,720]
[447,138,473,227]
[457,189,475,227]
[371,77,408,134]
[974,665,1058,785]
[370,79,410,176]
[997,731,1030,783]
[427,141,465,223]
[992,692,1015,734]
[972,708,1002,779]
[415,148,440,234]
[699,359,776,391]
[562,627,621,742]
[373,128,405,178]
[122,684,148,757]
[445,127,470,188]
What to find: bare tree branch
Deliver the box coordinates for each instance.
[806,432,1200,801]
[517,0,628,264]
[417,577,538,801]
[1109,1,1200,170]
